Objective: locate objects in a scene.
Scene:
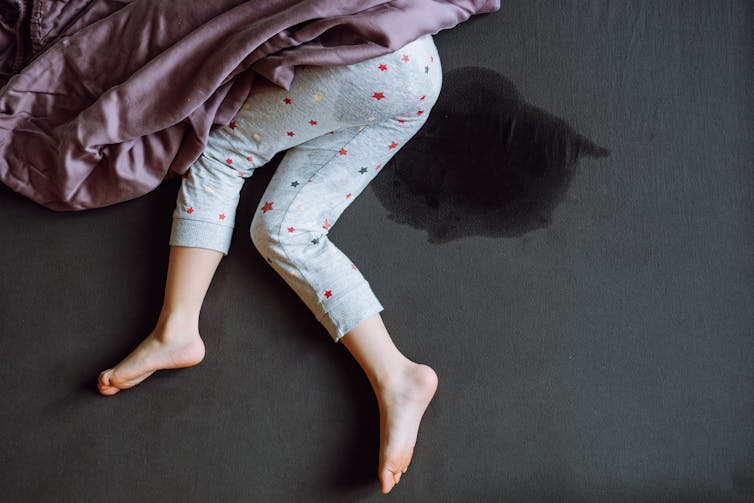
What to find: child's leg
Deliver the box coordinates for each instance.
[249,116,441,493]
[97,53,319,394]
[98,246,221,395]
[248,35,443,491]
[98,104,260,394]
[340,314,439,494]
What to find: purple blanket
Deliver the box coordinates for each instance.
[0,0,499,210]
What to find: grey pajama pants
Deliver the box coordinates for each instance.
[169,34,442,343]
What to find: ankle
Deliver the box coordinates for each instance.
[372,357,416,391]
[376,361,438,395]
[154,309,200,342]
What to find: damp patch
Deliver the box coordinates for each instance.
[371,66,609,243]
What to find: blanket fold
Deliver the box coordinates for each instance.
[0,0,499,210]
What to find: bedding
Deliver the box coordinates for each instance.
[0,0,499,210]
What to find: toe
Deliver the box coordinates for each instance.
[380,469,396,494]
[97,370,121,396]
[98,369,112,388]
[98,385,121,396]
[379,451,412,493]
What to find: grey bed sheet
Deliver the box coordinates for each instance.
[0,1,751,501]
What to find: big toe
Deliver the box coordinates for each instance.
[379,454,411,493]
[379,468,398,494]
[97,369,120,396]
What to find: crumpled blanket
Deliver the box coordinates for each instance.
[0,0,499,210]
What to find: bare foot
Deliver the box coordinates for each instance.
[375,362,438,494]
[97,317,205,396]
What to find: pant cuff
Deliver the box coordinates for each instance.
[317,281,385,343]
[169,217,234,255]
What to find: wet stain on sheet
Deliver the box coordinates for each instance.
[372,66,609,243]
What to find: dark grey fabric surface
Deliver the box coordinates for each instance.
[1,1,752,501]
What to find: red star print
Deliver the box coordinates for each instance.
[417,110,424,115]
[324,290,333,299]
[402,54,410,62]
[229,121,237,130]
[287,131,295,137]
[388,141,398,149]
[397,119,406,124]
[351,264,357,270]
[339,148,348,155]
[378,63,388,72]
[346,193,352,198]
[186,207,194,214]
[372,92,385,100]
[287,227,295,233]
[376,164,382,170]
[181,170,190,179]
[420,95,426,100]
[430,55,434,63]
[322,218,331,230]
[283,97,292,104]
[237,171,244,177]
[219,213,226,220]
[226,157,233,165]
[328,131,335,135]
[261,201,273,213]
[309,119,318,126]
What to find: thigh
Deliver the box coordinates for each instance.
[251,108,438,244]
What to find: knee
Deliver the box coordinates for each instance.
[251,208,326,258]
[250,209,307,254]
[250,212,275,254]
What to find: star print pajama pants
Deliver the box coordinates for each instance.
[169,34,442,343]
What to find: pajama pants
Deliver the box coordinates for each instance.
[169,34,442,343]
